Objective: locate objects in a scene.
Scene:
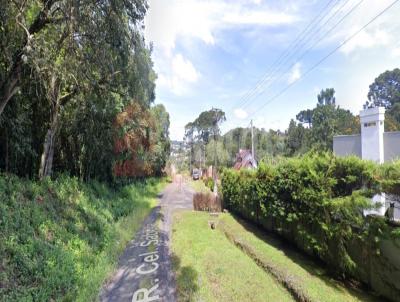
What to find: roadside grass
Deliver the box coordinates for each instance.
[0,174,167,302]
[188,179,210,194]
[171,211,294,302]
[219,214,380,302]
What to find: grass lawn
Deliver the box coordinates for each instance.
[171,211,294,302]
[219,214,380,302]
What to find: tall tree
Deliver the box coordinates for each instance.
[317,88,336,106]
[290,88,359,153]
[366,68,400,131]
[150,104,171,176]
[0,0,148,116]
[366,68,400,109]
[184,108,226,170]
[296,109,313,127]
[285,119,306,155]
[0,0,167,181]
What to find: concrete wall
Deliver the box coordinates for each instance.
[333,135,361,157]
[384,131,400,162]
[333,132,400,163]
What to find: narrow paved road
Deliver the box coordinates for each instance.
[99,180,194,302]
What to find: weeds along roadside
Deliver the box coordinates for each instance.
[0,174,167,301]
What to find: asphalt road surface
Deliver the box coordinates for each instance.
[99,179,194,302]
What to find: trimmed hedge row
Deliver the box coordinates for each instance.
[221,153,400,300]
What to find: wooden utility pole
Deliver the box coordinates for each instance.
[212,107,218,194]
[188,141,192,174]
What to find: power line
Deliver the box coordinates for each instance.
[230,0,340,111]
[246,0,400,121]
[235,0,345,110]
[238,0,363,110]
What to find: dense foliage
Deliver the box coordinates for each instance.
[286,88,360,155]
[0,173,166,301]
[221,153,399,279]
[184,108,226,171]
[366,68,400,131]
[113,103,170,178]
[222,127,285,164]
[0,0,169,181]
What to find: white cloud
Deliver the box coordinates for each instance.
[340,28,391,55]
[234,108,249,119]
[145,0,298,54]
[391,47,400,58]
[172,54,200,83]
[145,0,217,55]
[288,62,301,84]
[317,0,400,56]
[222,11,297,26]
[157,54,201,95]
[253,116,286,131]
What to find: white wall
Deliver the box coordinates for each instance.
[333,135,361,157]
[360,107,385,164]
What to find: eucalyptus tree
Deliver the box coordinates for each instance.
[0,0,148,113]
[184,108,226,170]
[1,0,155,179]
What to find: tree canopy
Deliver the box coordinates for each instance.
[184,108,226,170]
[286,88,359,153]
[0,0,170,181]
[366,68,400,131]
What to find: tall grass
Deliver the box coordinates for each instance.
[0,174,166,301]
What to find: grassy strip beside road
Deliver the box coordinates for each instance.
[219,214,379,302]
[171,211,294,302]
[171,211,380,302]
[0,174,167,301]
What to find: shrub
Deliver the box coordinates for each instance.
[221,152,396,279]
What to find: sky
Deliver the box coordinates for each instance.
[144,0,400,141]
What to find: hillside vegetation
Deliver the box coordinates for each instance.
[0,174,166,301]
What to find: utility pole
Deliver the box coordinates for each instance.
[251,119,255,158]
[188,141,192,174]
[212,107,218,194]
[199,144,202,171]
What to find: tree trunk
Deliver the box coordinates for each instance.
[39,107,59,179]
[0,65,21,116]
[39,75,60,180]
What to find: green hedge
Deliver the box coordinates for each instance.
[221,152,399,279]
